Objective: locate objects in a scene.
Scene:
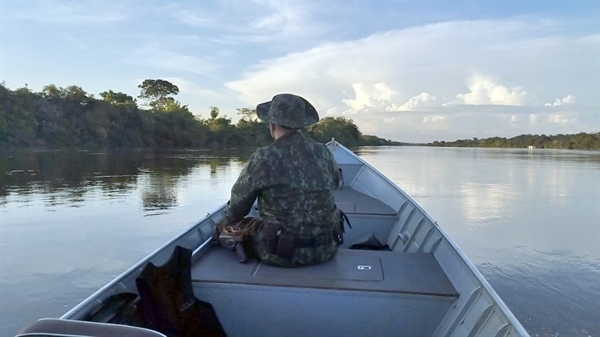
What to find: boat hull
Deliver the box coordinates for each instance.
[40,140,530,337]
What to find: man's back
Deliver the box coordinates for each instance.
[221,93,341,267]
[244,131,339,237]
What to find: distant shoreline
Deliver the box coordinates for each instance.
[2,82,597,151]
[409,132,599,151]
[2,131,598,152]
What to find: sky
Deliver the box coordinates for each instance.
[1,0,599,143]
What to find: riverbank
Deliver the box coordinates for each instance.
[418,131,599,150]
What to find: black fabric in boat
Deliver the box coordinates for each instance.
[349,232,391,251]
[135,245,227,337]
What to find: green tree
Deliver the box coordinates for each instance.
[426,132,599,150]
[237,107,258,122]
[1,83,40,146]
[41,84,65,99]
[137,79,179,111]
[305,116,362,147]
[203,106,241,149]
[100,90,136,106]
[63,85,92,107]
[235,108,271,146]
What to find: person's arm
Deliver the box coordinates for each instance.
[225,153,261,222]
[328,151,342,189]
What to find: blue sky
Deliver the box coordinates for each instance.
[2,0,599,142]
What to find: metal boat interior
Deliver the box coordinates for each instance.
[17,139,529,337]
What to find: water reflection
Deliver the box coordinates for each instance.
[428,147,600,166]
[0,149,253,212]
[1,146,598,337]
[459,182,514,228]
[1,150,141,201]
[208,155,239,178]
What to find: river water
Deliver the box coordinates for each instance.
[1,146,598,336]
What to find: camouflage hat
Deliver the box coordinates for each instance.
[256,93,320,129]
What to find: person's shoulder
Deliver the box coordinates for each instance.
[300,132,325,147]
[248,143,278,163]
[303,135,333,156]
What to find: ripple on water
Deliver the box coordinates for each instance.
[477,248,600,337]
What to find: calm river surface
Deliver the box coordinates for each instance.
[1,146,599,336]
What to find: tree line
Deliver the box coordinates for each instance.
[0,80,400,150]
[426,132,599,150]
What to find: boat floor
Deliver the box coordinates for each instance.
[334,188,396,215]
[191,247,458,299]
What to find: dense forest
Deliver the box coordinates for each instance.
[0,80,399,150]
[426,132,599,150]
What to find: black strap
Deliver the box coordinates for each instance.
[339,208,352,230]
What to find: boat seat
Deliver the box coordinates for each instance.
[192,247,457,298]
[191,247,459,337]
[16,318,166,337]
[334,188,396,215]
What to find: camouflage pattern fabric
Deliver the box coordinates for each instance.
[256,93,320,129]
[217,217,340,268]
[221,131,341,267]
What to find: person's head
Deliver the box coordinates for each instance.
[256,93,320,139]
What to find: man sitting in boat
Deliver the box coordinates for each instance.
[215,93,343,267]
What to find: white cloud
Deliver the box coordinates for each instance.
[529,114,539,123]
[342,82,397,113]
[340,85,437,114]
[545,95,576,106]
[389,92,437,111]
[454,74,531,106]
[225,17,597,142]
[423,115,446,123]
[326,107,339,115]
[548,113,570,124]
[363,109,590,142]
[248,1,329,41]
[226,19,597,112]
[166,1,330,44]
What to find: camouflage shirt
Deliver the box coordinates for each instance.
[225,131,340,237]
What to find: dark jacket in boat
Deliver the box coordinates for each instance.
[224,130,341,266]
